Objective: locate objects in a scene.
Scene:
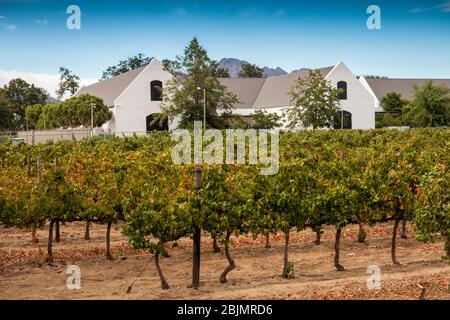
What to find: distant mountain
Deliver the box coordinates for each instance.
[218,58,247,78]
[46,96,60,103]
[263,66,287,77]
[218,58,288,78]
[290,68,311,74]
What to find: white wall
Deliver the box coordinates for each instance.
[231,62,376,130]
[325,62,376,129]
[114,59,173,133]
[111,59,375,132]
[359,76,383,112]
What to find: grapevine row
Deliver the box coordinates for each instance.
[0,129,448,288]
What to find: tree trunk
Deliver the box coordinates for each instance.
[334,228,344,271]
[84,221,90,240]
[400,220,407,239]
[391,219,401,266]
[357,222,366,243]
[445,238,450,259]
[46,220,55,264]
[264,233,271,249]
[220,231,235,283]
[106,221,112,260]
[155,252,169,289]
[213,237,221,253]
[31,223,38,244]
[54,221,60,243]
[314,228,321,245]
[192,226,201,289]
[161,246,171,258]
[282,230,293,278]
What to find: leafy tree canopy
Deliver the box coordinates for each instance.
[252,109,282,129]
[25,94,112,130]
[381,92,407,113]
[101,53,152,80]
[285,70,342,129]
[158,37,238,129]
[0,88,13,130]
[403,81,450,128]
[2,78,48,130]
[238,63,265,78]
[56,67,80,99]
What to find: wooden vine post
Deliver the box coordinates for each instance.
[31,155,42,245]
[192,166,202,289]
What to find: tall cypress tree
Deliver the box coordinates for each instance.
[158,37,238,129]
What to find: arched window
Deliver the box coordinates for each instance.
[337,81,347,100]
[333,111,352,129]
[146,113,168,132]
[150,80,163,101]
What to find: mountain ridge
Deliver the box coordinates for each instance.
[218,58,294,78]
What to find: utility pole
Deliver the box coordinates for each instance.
[197,87,206,130]
[25,117,29,144]
[203,87,206,131]
[91,103,94,137]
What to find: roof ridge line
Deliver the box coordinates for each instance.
[250,77,268,108]
[113,60,155,105]
[368,77,450,80]
[92,62,151,85]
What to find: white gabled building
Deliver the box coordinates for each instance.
[75,59,377,132]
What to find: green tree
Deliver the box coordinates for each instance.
[403,81,450,127]
[0,88,13,130]
[238,63,265,78]
[3,78,48,130]
[252,109,282,129]
[211,61,231,78]
[376,112,404,128]
[60,94,112,128]
[25,94,112,129]
[285,70,341,129]
[158,37,238,129]
[56,67,80,99]
[101,53,152,80]
[24,104,44,129]
[381,92,406,113]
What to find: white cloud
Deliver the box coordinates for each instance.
[0,16,6,20]
[409,1,450,13]
[34,19,49,25]
[408,6,429,13]
[5,24,17,30]
[435,0,450,12]
[0,69,97,100]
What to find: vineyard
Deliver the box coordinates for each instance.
[0,129,449,297]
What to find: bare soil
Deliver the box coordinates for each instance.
[0,221,448,300]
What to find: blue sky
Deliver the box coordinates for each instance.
[0,0,449,82]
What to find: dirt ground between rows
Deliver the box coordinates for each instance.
[0,221,449,300]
